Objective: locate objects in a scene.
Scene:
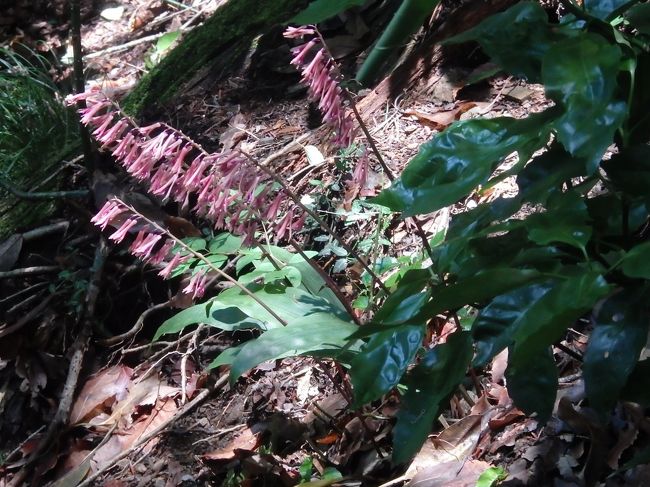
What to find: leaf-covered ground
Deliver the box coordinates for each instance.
[2,1,650,486]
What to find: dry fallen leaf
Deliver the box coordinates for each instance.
[202,426,261,461]
[402,102,476,131]
[70,366,133,424]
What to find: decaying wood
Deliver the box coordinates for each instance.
[357,0,519,118]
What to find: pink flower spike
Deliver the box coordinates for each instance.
[92,114,115,138]
[284,25,316,39]
[149,239,174,265]
[158,252,187,279]
[131,233,162,258]
[91,200,125,230]
[109,218,138,243]
[275,208,294,241]
[112,132,136,159]
[183,270,208,299]
[292,211,308,232]
[290,39,318,66]
[138,123,161,136]
[265,191,285,221]
[98,119,128,146]
[79,101,110,125]
[183,155,208,190]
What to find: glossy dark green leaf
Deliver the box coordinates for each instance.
[225,312,359,382]
[585,0,631,20]
[620,242,650,279]
[621,359,650,407]
[393,332,473,463]
[425,268,545,316]
[516,144,587,204]
[444,2,557,81]
[506,347,558,422]
[291,0,366,23]
[473,281,555,367]
[350,324,425,406]
[153,301,265,340]
[626,3,650,35]
[373,112,553,216]
[511,270,611,358]
[587,193,649,238]
[602,145,650,197]
[373,269,432,324]
[525,190,592,251]
[583,288,650,414]
[542,33,625,171]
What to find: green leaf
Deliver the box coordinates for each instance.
[227,312,359,382]
[626,3,650,35]
[425,268,545,317]
[516,144,587,204]
[620,241,650,279]
[511,270,611,358]
[585,0,631,20]
[291,0,366,24]
[153,301,265,340]
[602,145,650,197]
[542,33,625,171]
[217,283,348,328]
[373,269,432,324]
[208,232,242,254]
[263,265,302,287]
[506,347,558,423]
[350,324,425,406]
[393,331,473,463]
[476,466,508,487]
[444,2,558,82]
[525,190,592,251]
[156,31,181,52]
[373,112,553,216]
[583,288,650,414]
[472,281,555,367]
[356,0,442,86]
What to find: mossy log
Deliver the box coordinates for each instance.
[123,0,309,117]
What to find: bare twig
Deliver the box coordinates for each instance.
[98,300,172,347]
[22,221,70,241]
[0,295,54,339]
[0,177,88,200]
[0,266,59,280]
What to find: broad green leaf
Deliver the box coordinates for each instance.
[525,190,592,251]
[350,324,425,406]
[263,265,302,287]
[511,270,611,358]
[291,0,366,24]
[444,2,558,82]
[626,3,650,35]
[516,144,587,204]
[218,283,349,328]
[289,254,347,312]
[506,347,558,422]
[602,145,650,197]
[154,301,265,340]
[424,268,545,317]
[542,33,625,171]
[393,332,473,463]
[226,312,359,382]
[585,0,631,20]
[583,288,650,414]
[620,242,650,279]
[156,31,180,52]
[208,232,242,254]
[373,112,553,216]
[473,281,555,367]
[208,344,244,369]
[476,466,508,487]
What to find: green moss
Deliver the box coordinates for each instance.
[123,0,309,117]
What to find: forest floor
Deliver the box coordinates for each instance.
[1,1,649,486]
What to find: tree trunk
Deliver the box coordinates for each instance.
[123,0,309,117]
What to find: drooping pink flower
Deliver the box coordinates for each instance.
[130,233,162,259]
[158,252,187,279]
[91,200,125,230]
[109,218,138,243]
[183,269,208,299]
[283,25,316,39]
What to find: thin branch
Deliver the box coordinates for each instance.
[0,177,88,200]
[0,266,59,280]
[98,300,171,346]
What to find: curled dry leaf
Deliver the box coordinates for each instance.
[202,426,261,462]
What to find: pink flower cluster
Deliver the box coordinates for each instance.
[91,198,210,298]
[65,90,306,246]
[284,26,357,148]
